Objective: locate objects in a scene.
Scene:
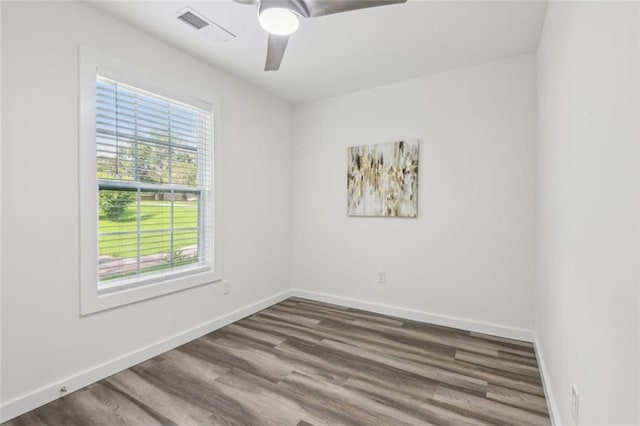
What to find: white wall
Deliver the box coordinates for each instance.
[0,0,4,410]
[536,2,639,425]
[291,55,537,332]
[5,1,639,424]
[1,0,292,410]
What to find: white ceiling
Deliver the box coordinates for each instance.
[90,0,548,104]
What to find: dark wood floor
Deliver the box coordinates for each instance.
[4,298,550,426]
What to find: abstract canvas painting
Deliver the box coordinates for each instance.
[347,139,419,217]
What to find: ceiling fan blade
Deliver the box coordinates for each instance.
[265,34,290,71]
[302,0,406,17]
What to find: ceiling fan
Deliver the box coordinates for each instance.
[233,0,407,71]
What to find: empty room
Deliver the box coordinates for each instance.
[1,0,638,425]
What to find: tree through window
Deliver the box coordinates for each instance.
[95,76,212,288]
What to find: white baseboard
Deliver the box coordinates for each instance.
[291,289,535,342]
[1,288,539,423]
[533,333,560,426]
[0,290,292,423]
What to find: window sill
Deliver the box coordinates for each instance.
[81,269,221,315]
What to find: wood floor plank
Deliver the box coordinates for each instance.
[157,347,230,379]
[352,318,502,357]
[4,298,551,426]
[242,315,326,344]
[344,369,438,403]
[224,322,287,345]
[212,331,352,385]
[54,381,174,426]
[209,368,330,426]
[197,334,297,382]
[281,371,435,426]
[106,369,213,425]
[131,356,257,425]
[486,384,549,416]
[470,332,534,348]
[284,300,406,327]
[401,317,472,337]
[257,308,322,328]
[318,338,488,394]
[498,350,540,367]
[455,350,541,378]
[274,337,433,389]
[288,297,351,311]
[315,317,457,360]
[314,321,544,396]
[343,376,491,426]
[433,385,551,426]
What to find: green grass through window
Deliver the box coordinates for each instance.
[99,200,198,258]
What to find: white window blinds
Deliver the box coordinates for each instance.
[95,75,213,289]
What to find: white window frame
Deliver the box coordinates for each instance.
[79,46,223,315]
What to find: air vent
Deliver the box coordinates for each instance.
[173,7,236,42]
[177,9,210,30]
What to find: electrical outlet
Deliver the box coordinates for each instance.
[223,281,230,295]
[377,272,386,284]
[571,385,579,425]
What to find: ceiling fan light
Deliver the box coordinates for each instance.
[258,8,299,36]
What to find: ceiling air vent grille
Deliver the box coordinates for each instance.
[173,7,236,42]
[177,9,210,30]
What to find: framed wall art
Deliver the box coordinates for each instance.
[347,139,419,217]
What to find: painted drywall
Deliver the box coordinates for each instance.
[536,2,639,425]
[1,0,292,408]
[0,0,4,411]
[291,54,537,331]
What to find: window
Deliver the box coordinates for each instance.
[80,48,221,314]
[96,76,212,287]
